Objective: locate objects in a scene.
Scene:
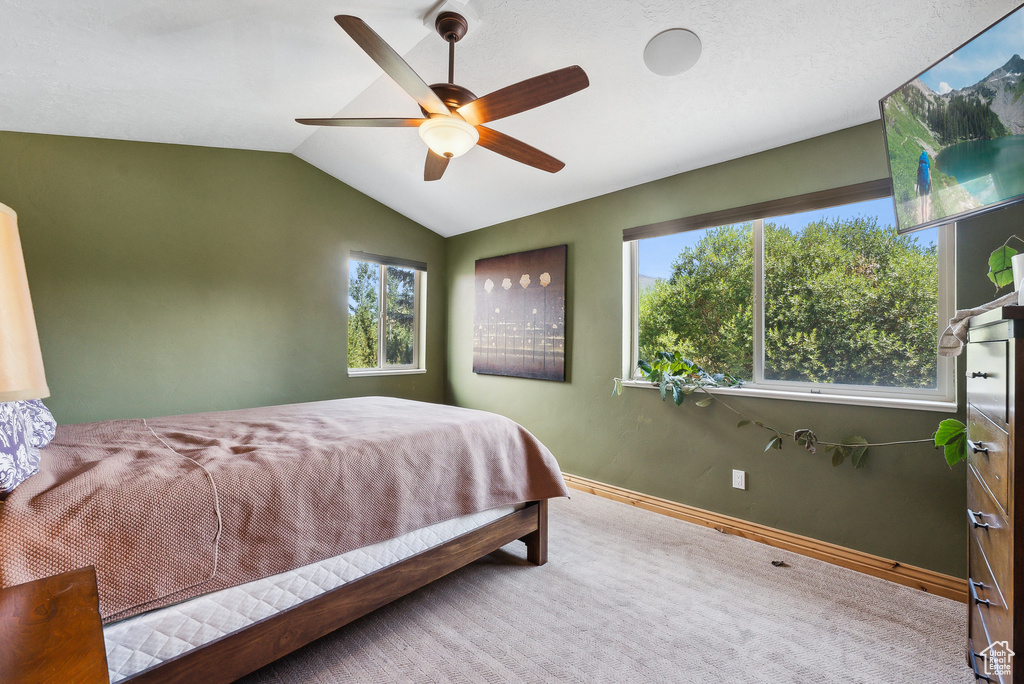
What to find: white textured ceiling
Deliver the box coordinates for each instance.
[0,0,1019,236]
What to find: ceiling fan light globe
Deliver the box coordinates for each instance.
[418,117,479,158]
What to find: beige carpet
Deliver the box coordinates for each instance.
[238,491,971,683]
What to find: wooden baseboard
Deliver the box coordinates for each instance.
[562,473,967,603]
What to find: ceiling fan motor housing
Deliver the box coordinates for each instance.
[420,83,477,117]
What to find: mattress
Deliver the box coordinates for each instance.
[104,504,519,683]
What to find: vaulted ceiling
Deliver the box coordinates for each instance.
[1,0,1018,236]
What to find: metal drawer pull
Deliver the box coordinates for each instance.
[968,510,991,529]
[971,371,990,379]
[970,648,995,682]
[970,580,992,606]
[968,440,989,455]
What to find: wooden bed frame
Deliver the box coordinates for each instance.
[0,499,549,684]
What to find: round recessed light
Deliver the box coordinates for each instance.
[644,28,702,77]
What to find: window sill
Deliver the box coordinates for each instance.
[348,368,426,378]
[617,379,958,413]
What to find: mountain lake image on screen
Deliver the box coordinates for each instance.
[881,4,1024,233]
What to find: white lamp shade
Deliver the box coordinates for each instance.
[0,203,48,401]
[418,117,479,159]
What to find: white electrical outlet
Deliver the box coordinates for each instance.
[732,469,746,490]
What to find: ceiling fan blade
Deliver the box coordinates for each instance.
[475,127,565,173]
[456,66,589,126]
[424,150,450,181]
[336,15,450,117]
[296,117,428,127]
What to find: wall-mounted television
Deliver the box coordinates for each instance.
[880,4,1024,234]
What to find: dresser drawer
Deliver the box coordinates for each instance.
[970,601,1009,684]
[971,531,1011,651]
[968,468,1012,596]
[968,603,989,679]
[968,340,1008,424]
[968,405,1011,517]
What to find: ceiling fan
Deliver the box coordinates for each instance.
[297,13,590,181]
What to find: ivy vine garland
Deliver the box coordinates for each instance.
[614,352,966,469]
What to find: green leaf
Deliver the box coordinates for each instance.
[764,436,781,452]
[695,397,713,408]
[934,419,967,466]
[933,418,965,447]
[659,380,668,401]
[988,245,1018,289]
[737,419,751,428]
[672,384,685,406]
[831,449,846,467]
[843,436,869,468]
[943,439,967,467]
[612,377,622,397]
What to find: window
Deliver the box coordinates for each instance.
[623,182,956,409]
[347,252,426,374]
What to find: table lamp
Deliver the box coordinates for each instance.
[0,202,48,402]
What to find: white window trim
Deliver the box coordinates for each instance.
[348,261,426,376]
[348,367,427,377]
[621,219,957,412]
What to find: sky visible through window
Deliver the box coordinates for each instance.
[638,197,937,281]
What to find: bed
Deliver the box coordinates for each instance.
[0,396,567,683]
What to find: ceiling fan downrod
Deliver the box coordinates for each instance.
[448,39,455,84]
[435,12,468,86]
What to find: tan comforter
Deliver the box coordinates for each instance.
[0,397,568,623]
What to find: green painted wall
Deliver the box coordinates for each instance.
[0,131,447,424]
[446,122,1024,578]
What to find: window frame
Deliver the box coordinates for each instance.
[622,189,957,412]
[347,256,426,377]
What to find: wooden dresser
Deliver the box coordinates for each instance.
[967,306,1024,683]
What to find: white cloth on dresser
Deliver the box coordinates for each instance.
[938,290,1018,357]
